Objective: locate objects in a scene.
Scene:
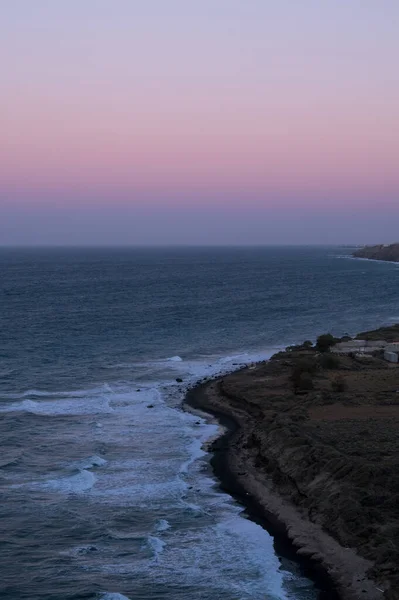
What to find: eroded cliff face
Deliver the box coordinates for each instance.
[353,244,399,262]
[189,341,399,600]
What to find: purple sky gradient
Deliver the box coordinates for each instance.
[1,1,398,245]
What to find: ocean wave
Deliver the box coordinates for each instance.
[10,469,97,494]
[107,529,141,541]
[155,519,171,532]
[0,368,15,378]
[64,545,100,557]
[0,396,113,415]
[41,469,96,493]
[97,350,277,403]
[179,437,206,474]
[100,594,131,600]
[1,383,113,400]
[140,355,183,364]
[0,452,22,468]
[1,389,55,399]
[79,455,107,469]
[217,353,250,365]
[95,477,188,504]
[147,535,166,559]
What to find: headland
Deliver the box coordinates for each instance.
[353,244,399,262]
[186,325,399,600]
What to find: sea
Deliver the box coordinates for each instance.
[1,246,398,600]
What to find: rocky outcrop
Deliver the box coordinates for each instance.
[353,244,399,262]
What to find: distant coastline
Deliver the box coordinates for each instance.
[353,243,399,262]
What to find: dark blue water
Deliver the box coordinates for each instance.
[0,246,398,600]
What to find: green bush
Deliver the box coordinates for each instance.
[316,333,336,353]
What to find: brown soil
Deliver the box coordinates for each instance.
[186,336,399,600]
[309,404,399,420]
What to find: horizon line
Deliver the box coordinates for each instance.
[0,243,366,249]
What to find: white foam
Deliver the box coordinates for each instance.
[217,353,250,364]
[20,399,39,411]
[344,255,399,266]
[1,389,55,399]
[129,510,290,599]
[148,535,166,558]
[144,355,183,364]
[214,516,289,599]
[96,477,188,504]
[100,594,131,600]
[155,519,171,532]
[79,455,107,469]
[0,338,320,599]
[179,437,207,474]
[41,469,96,493]
[109,387,160,408]
[170,348,277,383]
[1,384,113,400]
[0,396,113,415]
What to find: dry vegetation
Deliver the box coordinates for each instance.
[217,332,399,597]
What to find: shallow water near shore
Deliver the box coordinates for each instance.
[1,246,398,600]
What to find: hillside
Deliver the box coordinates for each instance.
[187,327,399,599]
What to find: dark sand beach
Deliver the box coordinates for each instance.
[186,326,399,600]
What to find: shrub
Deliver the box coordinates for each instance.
[320,354,340,369]
[291,359,317,391]
[316,333,337,353]
[331,377,347,393]
[291,358,318,376]
[288,340,314,351]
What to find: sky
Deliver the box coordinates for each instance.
[1,0,398,245]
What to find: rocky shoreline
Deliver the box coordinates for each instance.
[186,384,342,600]
[185,327,399,600]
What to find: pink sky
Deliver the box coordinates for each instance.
[1,1,398,244]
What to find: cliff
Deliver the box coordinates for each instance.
[353,244,399,262]
[187,328,399,600]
